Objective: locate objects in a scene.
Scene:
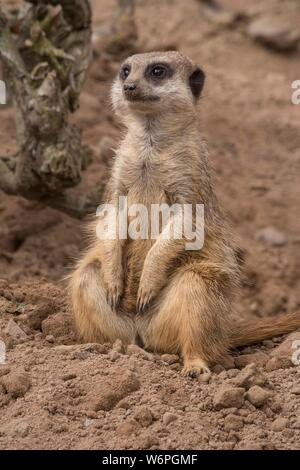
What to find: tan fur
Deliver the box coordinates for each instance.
[69,51,300,376]
[230,311,300,349]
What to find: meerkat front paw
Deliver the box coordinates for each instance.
[137,270,165,313]
[104,280,123,310]
[136,284,157,313]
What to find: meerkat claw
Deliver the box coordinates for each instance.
[137,289,153,314]
[106,286,122,310]
[137,297,146,314]
[182,359,211,379]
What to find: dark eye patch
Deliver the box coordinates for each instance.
[145,62,174,82]
[120,64,131,80]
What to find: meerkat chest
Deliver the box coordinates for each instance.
[120,150,172,206]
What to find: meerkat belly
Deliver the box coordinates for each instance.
[120,183,168,313]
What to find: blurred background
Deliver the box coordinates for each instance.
[0,0,300,323]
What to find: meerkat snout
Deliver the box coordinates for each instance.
[123,82,139,101]
[111,51,206,118]
[123,83,137,92]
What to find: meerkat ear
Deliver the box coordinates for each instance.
[189,67,205,99]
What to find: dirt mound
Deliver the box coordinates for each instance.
[0,281,300,449]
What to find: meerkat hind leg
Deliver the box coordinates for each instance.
[141,268,229,377]
[70,259,136,345]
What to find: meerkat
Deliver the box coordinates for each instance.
[70,51,300,377]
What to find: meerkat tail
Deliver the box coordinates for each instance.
[229,311,300,349]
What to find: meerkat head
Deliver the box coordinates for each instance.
[111,51,205,120]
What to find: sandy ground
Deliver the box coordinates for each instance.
[0,0,300,450]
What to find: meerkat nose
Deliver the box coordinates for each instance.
[124,83,137,92]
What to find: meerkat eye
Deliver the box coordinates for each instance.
[150,65,168,79]
[145,63,173,82]
[120,65,131,80]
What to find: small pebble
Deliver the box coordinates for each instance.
[163,412,178,426]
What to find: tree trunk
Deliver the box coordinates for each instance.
[0,0,105,217]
